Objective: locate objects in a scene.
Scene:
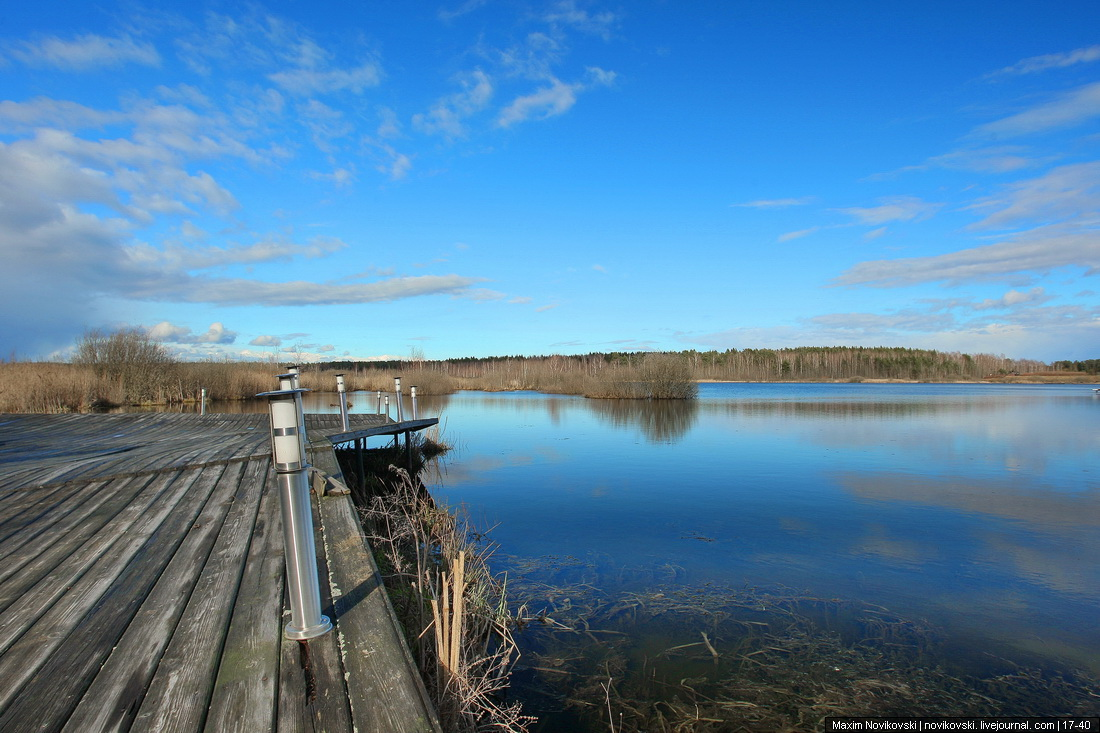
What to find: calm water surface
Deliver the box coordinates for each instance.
[412,383,1099,720]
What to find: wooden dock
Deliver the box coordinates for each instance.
[0,411,442,733]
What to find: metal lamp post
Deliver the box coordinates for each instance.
[258,386,333,641]
[394,376,404,422]
[335,373,350,431]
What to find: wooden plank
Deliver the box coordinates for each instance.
[0,473,161,624]
[204,466,284,733]
[0,464,220,718]
[0,475,154,600]
[318,493,442,733]
[59,460,254,733]
[129,458,268,733]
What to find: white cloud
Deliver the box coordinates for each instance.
[732,197,815,208]
[975,81,1100,138]
[9,33,160,71]
[414,70,494,138]
[973,287,1051,310]
[544,1,619,39]
[499,78,579,127]
[990,45,1100,76]
[148,321,238,344]
[778,227,820,242]
[250,334,283,347]
[838,196,942,225]
[269,63,382,96]
[834,223,1100,287]
[968,161,1100,230]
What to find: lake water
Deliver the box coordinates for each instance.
[410,383,1099,727]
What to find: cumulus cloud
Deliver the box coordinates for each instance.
[148,321,238,344]
[250,334,283,347]
[9,33,160,70]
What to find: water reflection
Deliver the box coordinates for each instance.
[426,383,1100,693]
[585,398,698,443]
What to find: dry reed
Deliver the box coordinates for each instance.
[357,467,532,732]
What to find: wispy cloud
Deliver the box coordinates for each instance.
[837,196,942,226]
[968,161,1100,230]
[834,223,1100,288]
[732,197,815,208]
[975,81,1100,138]
[543,0,620,40]
[498,67,614,127]
[8,33,160,70]
[414,69,494,138]
[269,63,381,96]
[989,45,1100,77]
[778,227,819,242]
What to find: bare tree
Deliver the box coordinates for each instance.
[72,328,175,404]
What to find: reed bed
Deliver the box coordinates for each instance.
[501,554,1100,732]
[347,460,531,732]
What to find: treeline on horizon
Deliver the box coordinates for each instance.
[1,332,1095,414]
[327,346,1059,383]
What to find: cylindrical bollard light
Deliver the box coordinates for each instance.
[258,387,332,640]
[277,373,307,461]
[335,373,350,431]
[410,385,419,420]
[384,395,390,418]
[394,376,404,422]
[375,390,382,414]
[200,388,207,416]
[287,364,301,389]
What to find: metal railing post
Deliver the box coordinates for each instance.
[258,386,332,641]
[335,373,350,431]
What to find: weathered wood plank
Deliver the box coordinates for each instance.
[0,472,163,626]
[0,475,156,610]
[129,458,268,733]
[0,465,221,718]
[204,468,284,733]
[59,460,254,733]
[319,493,442,733]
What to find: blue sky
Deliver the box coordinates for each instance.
[1,1,1098,363]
